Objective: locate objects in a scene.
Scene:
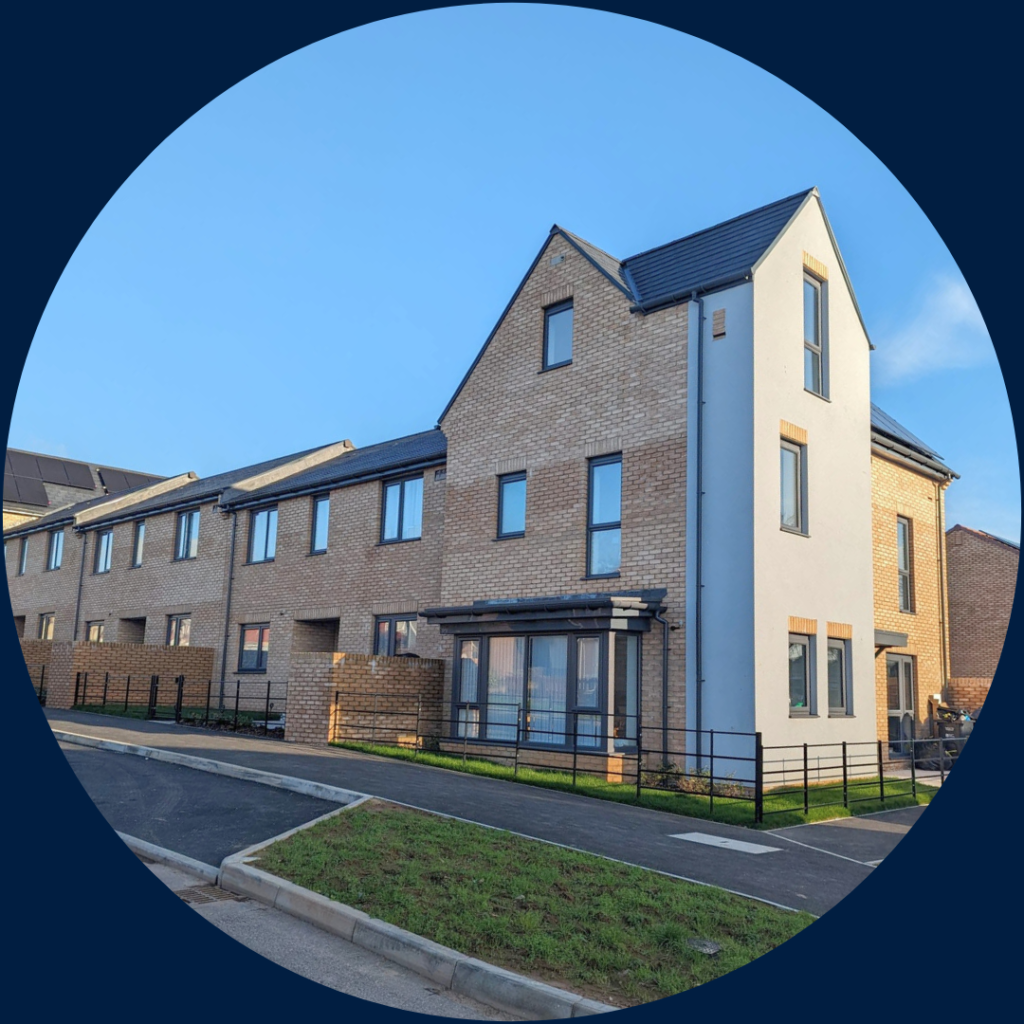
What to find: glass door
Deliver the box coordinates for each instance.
[886,654,915,757]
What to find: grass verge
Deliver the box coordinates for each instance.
[71,703,281,728]
[331,740,935,828]
[256,799,814,1007]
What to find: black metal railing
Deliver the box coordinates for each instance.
[69,673,288,737]
[26,663,47,705]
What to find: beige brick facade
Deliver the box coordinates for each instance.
[871,448,952,742]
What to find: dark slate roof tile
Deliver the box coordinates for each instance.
[870,404,942,460]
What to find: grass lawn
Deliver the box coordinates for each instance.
[331,740,936,828]
[71,703,281,728]
[256,799,815,1007]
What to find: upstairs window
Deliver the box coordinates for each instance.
[897,516,915,612]
[497,472,526,538]
[18,537,28,575]
[803,275,827,397]
[780,440,807,534]
[94,529,113,574]
[249,507,278,563]
[311,496,330,553]
[587,455,621,577]
[86,621,105,643]
[175,509,200,560]
[374,614,418,656]
[47,530,64,571]
[131,521,145,567]
[381,476,423,543]
[543,300,574,370]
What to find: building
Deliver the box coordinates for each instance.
[4,448,163,531]
[945,524,1018,710]
[5,187,975,759]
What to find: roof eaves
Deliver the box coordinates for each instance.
[871,431,959,479]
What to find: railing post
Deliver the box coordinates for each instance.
[709,730,715,817]
[233,682,240,732]
[372,693,379,746]
[877,740,886,804]
[754,732,764,825]
[102,672,109,708]
[39,664,46,703]
[124,675,131,713]
[572,712,578,788]
[73,672,81,707]
[842,741,849,808]
[205,681,212,726]
[803,742,809,816]
[514,707,522,776]
[910,719,917,799]
[415,696,422,757]
[635,712,643,804]
[175,676,184,723]
[148,675,159,720]
[82,672,89,707]
[264,680,271,736]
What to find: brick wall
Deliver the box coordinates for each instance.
[6,525,83,642]
[946,677,991,711]
[286,651,444,746]
[946,526,1018,680]
[4,510,38,531]
[439,232,688,737]
[18,637,52,694]
[871,450,951,741]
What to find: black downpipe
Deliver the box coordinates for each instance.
[693,292,706,770]
[219,511,238,690]
[72,532,88,640]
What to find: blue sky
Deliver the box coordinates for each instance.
[11,4,1019,541]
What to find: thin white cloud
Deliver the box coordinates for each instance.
[872,274,996,384]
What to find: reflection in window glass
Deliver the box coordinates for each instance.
[527,636,567,745]
[498,474,526,536]
[486,636,525,741]
[544,302,574,368]
[789,636,809,711]
[613,633,638,748]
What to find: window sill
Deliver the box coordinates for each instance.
[583,572,621,581]
[44,567,61,572]
[236,669,268,675]
[803,387,831,402]
[377,537,422,547]
[172,556,198,563]
[245,558,276,566]
[495,533,525,542]
[308,549,328,557]
[898,609,916,616]
[828,713,855,719]
[780,525,809,538]
[538,360,572,374]
[789,712,819,719]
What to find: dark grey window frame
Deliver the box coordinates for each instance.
[237,622,271,673]
[827,637,853,717]
[247,506,278,564]
[496,471,527,539]
[18,537,28,575]
[86,620,105,643]
[131,521,145,568]
[803,272,829,399]
[93,529,113,574]
[780,439,808,536]
[380,474,424,544]
[38,612,55,640]
[174,509,201,561]
[46,529,64,571]
[167,614,192,647]
[373,614,419,657]
[788,632,815,717]
[586,454,622,578]
[310,494,330,554]
[897,515,915,613]
[542,299,574,371]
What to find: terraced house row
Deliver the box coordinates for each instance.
[8,188,977,759]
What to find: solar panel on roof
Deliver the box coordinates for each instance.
[99,468,129,492]
[36,456,72,485]
[3,474,18,502]
[64,462,96,489]
[8,451,39,477]
[10,475,49,506]
[122,472,159,489]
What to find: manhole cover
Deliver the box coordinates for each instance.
[176,885,250,906]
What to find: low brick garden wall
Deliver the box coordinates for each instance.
[947,677,992,712]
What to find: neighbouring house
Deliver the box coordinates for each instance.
[3,448,164,531]
[945,524,1019,710]
[7,187,984,766]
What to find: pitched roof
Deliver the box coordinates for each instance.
[3,491,126,538]
[870,404,957,479]
[219,429,447,509]
[947,524,1020,551]
[621,190,814,309]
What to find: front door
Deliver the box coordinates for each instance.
[886,654,916,757]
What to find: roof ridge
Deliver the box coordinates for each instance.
[554,226,622,267]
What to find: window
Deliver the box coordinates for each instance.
[311,496,330,553]
[374,615,418,656]
[612,633,639,749]
[248,507,278,563]
[827,639,851,715]
[18,537,28,575]
[788,633,812,715]
[497,472,526,538]
[780,440,806,534]
[238,623,270,672]
[455,639,481,738]
[94,529,113,574]
[47,530,64,570]
[131,521,145,567]
[175,509,200,560]
[381,476,423,543]
[543,300,574,370]
[86,621,105,643]
[167,615,191,647]
[897,516,914,612]
[38,613,55,640]
[803,274,827,396]
[587,455,621,576]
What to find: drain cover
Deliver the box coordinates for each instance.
[687,939,722,956]
[176,885,249,906]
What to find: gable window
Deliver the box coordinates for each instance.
[238,623,270,672]
[175,509,200,560]
[780,440,807,534]
[131,521,145,567]
[248,507,278,563]
[543,300,574,370]
[374,614,418,656]
[18,537,28,575]
[86,620,105,643]
[311,495,330,553]
[897,516,914,612]
[381,476,423,543]
[38,613,55,640]
[94,529,113,574]
[789,633,812,715]
[587,455,621,577]
[497,472,526,539]
[47,530,64,571]
[167,614,191,647]
[803,274,827,397]
[827,638,851,715]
